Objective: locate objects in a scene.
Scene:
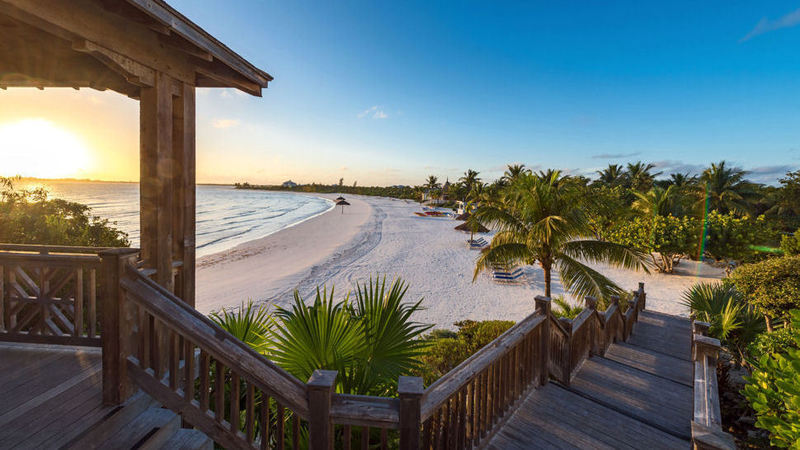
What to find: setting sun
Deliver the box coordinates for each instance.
[0,118,91,179]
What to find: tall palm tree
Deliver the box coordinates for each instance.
[632,185,677,217]
[595,164,625,186]
[424,175,440,191]
[474,171,650,298]
[458,169,481,195]
[668,172,697,187]
[625,161,661,192]
[697,161,754,215]
[502,164,530,184]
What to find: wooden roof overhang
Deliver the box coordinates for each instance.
[0,0,272,97]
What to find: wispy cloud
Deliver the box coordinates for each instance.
[740,7,800,42]
[212,119,240,129]
[591,152,641,159]
[747,165,796,183]
[358,105,388,119]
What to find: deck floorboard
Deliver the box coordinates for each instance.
[487,309,693,449]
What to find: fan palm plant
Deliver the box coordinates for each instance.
[625,161,661,192]
[632,185,677,217]
[268,277,430,395]
[473,171,650,298]
[209,300,272,353]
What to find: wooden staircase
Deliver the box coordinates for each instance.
[64,392,212,450]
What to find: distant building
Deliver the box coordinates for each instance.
[282,180,298,188]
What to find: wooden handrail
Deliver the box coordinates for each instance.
[0,243,116,254]
[691,322,735,449]
[119,264,309,414]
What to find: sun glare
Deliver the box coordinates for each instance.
[0,119,91,179]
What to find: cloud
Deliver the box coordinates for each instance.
[747,165,796,183]
[740,7,800,42]
[591,152,642,159]
[212,119,240,129]
[358,105,388,119]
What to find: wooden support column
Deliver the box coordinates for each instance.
[172,82,196,306]
[140,71,174,291]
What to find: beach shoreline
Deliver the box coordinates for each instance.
[196,193,725,328]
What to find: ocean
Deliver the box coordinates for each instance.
[17,181,334,257]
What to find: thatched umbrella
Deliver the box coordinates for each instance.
[336,199,350,214]
[335,196,345,202]
[455,211,470,221]
[455,220,488,241]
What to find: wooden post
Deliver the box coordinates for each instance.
[638,282,646,311]
[307,370,337,450]
[99,248,139,405]
[534,296,551,386]
[693,321,710,336]
[398,376,424,450]
[585,296,602,356]
[140,71,174,292]
[559,318,573,385]
[171,82,196,306]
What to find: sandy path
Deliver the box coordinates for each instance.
[196,194,724,328]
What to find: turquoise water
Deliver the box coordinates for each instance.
[18,181,334,257]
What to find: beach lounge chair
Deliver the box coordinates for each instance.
[468,238,487,249]
[492,266,524,283]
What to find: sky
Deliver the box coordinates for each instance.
[1,1,799,185]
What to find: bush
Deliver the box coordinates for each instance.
[728,256,800,324]
[552,296,583,319]
[681,282,765,362]
[743,310,800,448]
[703,212,777,266]
[780,230,800,256]
[415,320,514,385]
[607,214,700,273]
[748,327,800,362]
[0,178,129,247]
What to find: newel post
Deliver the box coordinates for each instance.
[99,248,139,405]
[585,296,603,356]
[534,296,551,386]
[399,376,424,450]
[307,370,337,450]
[638,282,646,311]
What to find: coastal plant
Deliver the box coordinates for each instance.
[552,296,583,319]
[0,177,129,247]
[607,214,699,273]
[728,256,800,330]
[209,300,272,353]
[780,229,800,256]
[696,161,756,215]
[681,282,765,362]
[743,310,800,448]
[268,277,430,396]
[473,170,651,299]
[702,211,777,270]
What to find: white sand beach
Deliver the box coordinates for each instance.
[196,194,724,329]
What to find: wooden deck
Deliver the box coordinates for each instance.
[0,342,112,449]
[487,310,694,449]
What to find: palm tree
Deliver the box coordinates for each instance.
[697,161,754,215]
[668,172,697,187]
[473,171,650,298]
[596,164,625,186]
[424,175,440,191]
[458,169,481,196]
[632,185,677,217]
[502,164,529,184]
[625,161,661,192]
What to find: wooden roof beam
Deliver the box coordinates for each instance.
[72,39,155,87]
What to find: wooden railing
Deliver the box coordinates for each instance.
[2,244,650,449]
[0,244,116,346]
[690,322,735,450]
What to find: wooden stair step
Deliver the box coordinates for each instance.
[97,407,179,449]
[155,428,214,450]
[65,391,158,449]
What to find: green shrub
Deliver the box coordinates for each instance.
[552,296,583,319]
[681,282,765,362]
[743,310,800,448]
[703,211,777,266]
[748,327,800,362]
[728,256,800,324]
[780,231,800,256]
[0,178,129,247]
[607,214,700,273]
[416,320,514,385]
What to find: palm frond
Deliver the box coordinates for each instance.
[561,239,652,273]
[555,252,625,300]
[209,300,272,353]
